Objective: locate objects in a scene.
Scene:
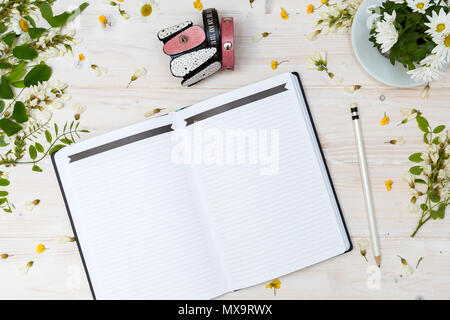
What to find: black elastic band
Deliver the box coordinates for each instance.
[202,8,221,60]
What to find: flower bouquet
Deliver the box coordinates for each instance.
[368,0,449,83]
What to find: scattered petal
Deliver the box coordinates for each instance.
[385,180,393,191]
[193,0,203,11]
[271,60,288,70]
[36,244,47,254]
[127,67,147,87]
[58,236,76,244]
[24,199,40,212]
[385,137,405,145]
[280,7,289,20]
[265,279,281,295]
[19,261,34,275]
[398,255,413,275]
[91,64,108,77]
[357,238,368,262]
[144,108,162,118]
[416,257,424,269]
[380,112,389,126]
[344,85,361,94]
[420,84,430,99]
[72,104,87,120]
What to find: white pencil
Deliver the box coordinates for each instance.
[350,103,381,267]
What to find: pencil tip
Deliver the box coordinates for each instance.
[375,256,381,268]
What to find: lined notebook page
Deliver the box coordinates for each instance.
[178,73,349,290]
[54,117,226,299]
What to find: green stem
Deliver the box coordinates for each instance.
[13,129,82,165]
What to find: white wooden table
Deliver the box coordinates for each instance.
[0,0,449,300]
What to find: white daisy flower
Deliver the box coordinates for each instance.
[425,8,450,41]
[406,0,432,14]
[420,53,447,70]
[366,13,381,30]
[136,0,160,23]
[431,32,450,61]
[9,14,30,34]
[407,65,445,82]
[375,11,398,53]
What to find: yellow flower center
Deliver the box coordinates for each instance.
[445,35,450,47]
[141,4,152,17]
[19,19,29,32]
[416,3,424,10]
[36,244,46,253]
[436,23,445,33]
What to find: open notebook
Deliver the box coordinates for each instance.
[52,72,351,300]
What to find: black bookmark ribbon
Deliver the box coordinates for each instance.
[68,83,288,163]
[185,83,288,125]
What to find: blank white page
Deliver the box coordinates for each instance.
[178,73,350,290]
[53,116,226,299]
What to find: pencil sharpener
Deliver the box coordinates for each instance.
[157,8,235,87]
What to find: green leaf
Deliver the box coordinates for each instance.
[0,100,4,113]
[45,129,52,143]
[0,76,13,99]
[416,116,430,133]
[430,210,439,220]
[0,23,6,34]
[10,81,25,88]
[409,153,424,162]
[49,144,65,155]
[28,27,46,39]
[414,178,426,184]
[433,125,446,134]
[2,32,16,47]
[0,179,10,186]
[0,119,22,136]
[423,133,429,144]
[12,45,38,60]
[432,136,440,145]
[409,166,423,175]
[437,203,446,219]
[24,64,52,87]
[24,15,37,28]
[5,61,26,82]
[0,62,12,69]
[29,145,37,160]
[12,101,28,123]
[39,2,54,24]
[60,138,72,145]
[430,190,440,203]
[0,191,8,197]
[420,203,428,211]
[40,2,89,27]
[32,165,42,172]
[54,123,59,136]
[35,142,44,153]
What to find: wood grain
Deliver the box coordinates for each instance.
[0,0,449,300]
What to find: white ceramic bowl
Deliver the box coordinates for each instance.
[351,0,424,88]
